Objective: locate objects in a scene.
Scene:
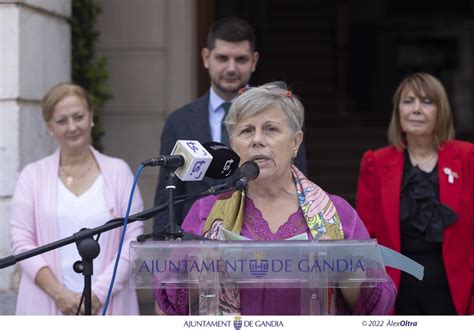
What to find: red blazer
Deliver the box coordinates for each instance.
[356,140,474,315]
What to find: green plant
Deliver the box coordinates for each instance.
[70,0,111,151]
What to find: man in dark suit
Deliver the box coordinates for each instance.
[153,17,307,234]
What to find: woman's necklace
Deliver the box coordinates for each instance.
[60,158,94,187]
[407,149,438,167]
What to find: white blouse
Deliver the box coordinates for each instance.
[57,175,109,293]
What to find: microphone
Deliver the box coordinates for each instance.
[142,140,213,181]
[233,161,259,190]
[136,232,154,242]
[202,142,240,179]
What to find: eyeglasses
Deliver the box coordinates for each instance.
[238,86,293,97]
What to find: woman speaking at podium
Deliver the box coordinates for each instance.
[154,82,396,315]
[10,83,143,315]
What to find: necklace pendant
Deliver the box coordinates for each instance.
[66,176,73,186]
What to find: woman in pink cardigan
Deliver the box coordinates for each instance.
[10,83,144,315]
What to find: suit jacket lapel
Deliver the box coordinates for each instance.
[185,92,221,187]
[380,148,404,251]
[186,92,213,142]
[438,142,461,244]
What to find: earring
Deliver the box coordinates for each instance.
[91,121,95,128]
[49,131,53,136]
[293,150,298,158]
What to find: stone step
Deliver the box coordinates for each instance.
[0,291,17,315]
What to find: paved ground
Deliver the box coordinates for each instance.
[0,291,17,315]
[0,290,154,315]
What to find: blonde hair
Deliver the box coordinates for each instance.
[388,72,455,149]
[225,81,304,137]
[42,83,93,122]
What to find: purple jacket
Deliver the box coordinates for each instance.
[154,194,396,315]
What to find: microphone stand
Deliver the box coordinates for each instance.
[0,185,237,314]
[165,170,179,240]
[73,229,100,315]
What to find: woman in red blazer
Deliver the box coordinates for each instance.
[356,73,474,315]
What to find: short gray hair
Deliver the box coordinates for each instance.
[225,81,304,138]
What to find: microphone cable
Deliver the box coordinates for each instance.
[101,163,145,315]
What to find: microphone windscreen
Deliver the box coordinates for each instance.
[239,160,260,182]
[202,142,240,179]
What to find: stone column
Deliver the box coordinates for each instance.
[0,0,71,314]
[96,0,197,210]
[96,0,197,314]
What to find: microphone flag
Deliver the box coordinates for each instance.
[171,140,213,181]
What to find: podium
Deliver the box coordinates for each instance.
[130,239,395,315]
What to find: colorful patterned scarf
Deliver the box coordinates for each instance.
[201,165,345,314]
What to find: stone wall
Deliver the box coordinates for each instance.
[95,0,197,314]
[0,0,198,314]
[96,0,197,216]
[0,0,71,314]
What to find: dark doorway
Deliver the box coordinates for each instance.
[197,0,474,204]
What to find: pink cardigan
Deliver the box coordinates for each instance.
[10,147,144,315]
